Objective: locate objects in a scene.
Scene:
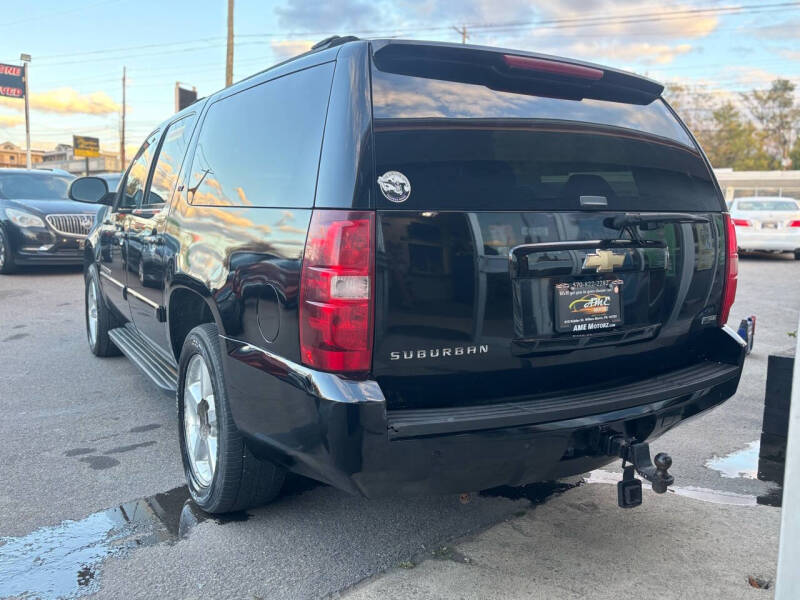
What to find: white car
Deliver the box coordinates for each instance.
[730,197,800,259]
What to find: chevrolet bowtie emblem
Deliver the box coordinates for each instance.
[583,249,625,273]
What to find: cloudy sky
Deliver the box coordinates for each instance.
[1,0,798,154]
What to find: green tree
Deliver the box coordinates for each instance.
[742,79,800,169]
[704,103,775,170]
[790,135,800,169]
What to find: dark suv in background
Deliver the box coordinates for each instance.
[69,37,745,513]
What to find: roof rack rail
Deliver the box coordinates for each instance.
[311,35,359,51]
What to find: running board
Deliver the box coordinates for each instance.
[109,324,178,394]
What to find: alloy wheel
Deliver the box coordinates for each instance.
[87,280,98,346]
[183,354,218,487]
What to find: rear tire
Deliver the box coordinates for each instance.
[0,226,16,274]
[85,265,121,357]
[178,323,285,513]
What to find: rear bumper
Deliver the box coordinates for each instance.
[736,229,800,252]
[220,327,746,497]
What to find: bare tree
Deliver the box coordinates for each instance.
[741,79,800,169]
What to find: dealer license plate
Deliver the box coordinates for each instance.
[555,280,623,333]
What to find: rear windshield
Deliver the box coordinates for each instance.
[371,65,721,212]
[736,199,798,211]
[0,173,73,200]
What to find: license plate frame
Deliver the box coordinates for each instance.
[555,279,623,334]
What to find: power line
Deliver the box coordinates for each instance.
[24,1,800,68]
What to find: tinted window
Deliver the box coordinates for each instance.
[119,131,160,210]
[0,173,73,199]
[98,173,122,192]
[736,199,798,211]
[188,63,334,208]
[372,67,721,212]
[147,115,195,208]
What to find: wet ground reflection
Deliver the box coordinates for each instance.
[0,474,320,600]
[706,441,759,479]
[705,439,785,507]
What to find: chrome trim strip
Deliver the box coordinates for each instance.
[127,287,159,309]
[221,336,385,404]
[99,270,124,288]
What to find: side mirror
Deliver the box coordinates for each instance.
[69,177,111,205]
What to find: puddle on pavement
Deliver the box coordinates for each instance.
[704,439,784,507]
[0,486,243,600]
[706,441,760,479]
[0,473,321,600]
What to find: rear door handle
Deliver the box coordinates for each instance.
[509,239,666,277]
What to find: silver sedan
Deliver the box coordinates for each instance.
[730,197,800,259]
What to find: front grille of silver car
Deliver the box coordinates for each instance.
[46,214,94,237]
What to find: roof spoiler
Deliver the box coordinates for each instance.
[371,40,664,105]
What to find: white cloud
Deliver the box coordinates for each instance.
[270,40,314,61]
[567,42,693,66]
[0,114,24,127]
[0,88,120,115]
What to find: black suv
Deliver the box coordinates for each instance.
[69,38,745,513]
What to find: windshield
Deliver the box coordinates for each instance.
[0,173,74,200]
[736,199,798,211]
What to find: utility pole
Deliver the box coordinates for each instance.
[226,0,234,87]
[453,25,469,44]
[20,53,31,169]
[120,66,126,169]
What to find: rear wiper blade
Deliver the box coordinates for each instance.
[604,212,710,230]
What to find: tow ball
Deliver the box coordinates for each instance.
[606,437,674,508]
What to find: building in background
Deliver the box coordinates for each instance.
[41,143,121,175]
[0,141,44,168]
[714,169,800,206]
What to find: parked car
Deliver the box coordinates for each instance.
[69,37,745,513]
[730,196,800,258]
[0,168,101,273]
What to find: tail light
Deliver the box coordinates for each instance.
[731,218,752,227]
[789,220,800,227]
[299,210,374,374]
[719,214,738,326]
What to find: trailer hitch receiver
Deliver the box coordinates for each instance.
[606,437,674,508]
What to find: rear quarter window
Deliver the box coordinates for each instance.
[371,65,722,212]
[188,62,334,208]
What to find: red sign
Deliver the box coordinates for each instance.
[0,63,24,99]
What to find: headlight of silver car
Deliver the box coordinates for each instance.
[6,208,45,228]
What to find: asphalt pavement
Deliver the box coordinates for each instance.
[0,253,796,599]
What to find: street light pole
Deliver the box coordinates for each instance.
[20,53,31,170]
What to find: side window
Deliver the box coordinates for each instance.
[188,62,334,208]
[119,131,160,210]
[147,114,196,208]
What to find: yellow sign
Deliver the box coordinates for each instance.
[73,135,99,158]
